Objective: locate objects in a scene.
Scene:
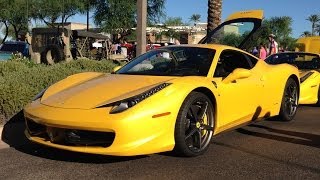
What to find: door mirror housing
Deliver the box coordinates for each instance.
[112,66,122,74]
[223,68,252,83]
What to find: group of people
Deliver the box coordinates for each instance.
[109,40,136,60]
[251,34,284,60]
[109,38,180,60]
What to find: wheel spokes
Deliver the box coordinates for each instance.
[187,109,193,119]
[190,105,199,119]
[198,102,208,120]
[194,129,202,149]
[201,124,213,131]
[183,98,213,152]
[185,127,197,140]
[285,83,298,116]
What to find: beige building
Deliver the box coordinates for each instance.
[53,22,92,30]
[146,22,239,45]
[223,24,240,35]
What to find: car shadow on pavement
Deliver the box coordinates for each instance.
[1,111,148,164]
[300,104,320,107]
[237,124,320,148]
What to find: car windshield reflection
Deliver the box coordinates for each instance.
[117,47,216,76]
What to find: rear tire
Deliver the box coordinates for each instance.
[278,78,299,121]
[173,92,214,157]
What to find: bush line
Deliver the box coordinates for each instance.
[0,58,117,123]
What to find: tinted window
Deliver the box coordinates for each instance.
[245,53,258,67]
[117,47,216,76]
[265,53,320,70]
[214,50,252,77]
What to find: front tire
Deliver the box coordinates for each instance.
[173,92,214,157]
[278,78,299,121]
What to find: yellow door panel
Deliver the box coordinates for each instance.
[214,71,263,132]
[212,49,264,132]
[226,10,264,21]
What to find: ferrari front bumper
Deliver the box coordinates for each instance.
[24,99,176,156]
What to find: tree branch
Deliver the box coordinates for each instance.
[1,21,9,44]
[65,13,76,23]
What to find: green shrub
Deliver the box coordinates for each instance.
[0,58,117,121]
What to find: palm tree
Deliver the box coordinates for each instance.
[266,16,293,40]
[164,16,184,26]
[306,14,320,35]
[189,14,201,26]
[207,0,222,35]
[300,31,312,37]
[316,24,320,36]
[164,29,180,40]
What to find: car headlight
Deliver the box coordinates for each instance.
[32,88,48,101]
[300,72,314,83]
[110,83,171,114]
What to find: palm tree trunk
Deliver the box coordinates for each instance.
[312,23,315,36]
[87,1,90,31]
[207,0,222,35]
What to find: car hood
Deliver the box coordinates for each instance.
[41,74,176,109]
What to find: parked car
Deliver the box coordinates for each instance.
[24,10,300,157]
[295,36,320,54]
[0,41,29,61]
[265,52,320,105]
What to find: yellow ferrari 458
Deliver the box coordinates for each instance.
[24,10,300,157]
[265,52,320,105]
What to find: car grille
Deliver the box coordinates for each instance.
[25,118,115,147]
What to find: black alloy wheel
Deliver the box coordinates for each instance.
[174,92,214,157]
[278,78,299,121]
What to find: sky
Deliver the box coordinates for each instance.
[71,0,320,38]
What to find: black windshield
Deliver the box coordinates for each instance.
[117,47,216,76]
[265,53,320,70]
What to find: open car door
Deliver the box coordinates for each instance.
[199,10,264,49]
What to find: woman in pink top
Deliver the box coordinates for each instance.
[259,43,267,60]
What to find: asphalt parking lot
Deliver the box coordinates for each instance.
[0,106,319,179]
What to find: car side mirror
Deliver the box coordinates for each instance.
[112,66,122,74]
[223,68,252,83]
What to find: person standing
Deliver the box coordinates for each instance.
[252,46,259,57]
[265,45,270,55]
[259,43,267,60]
[268,34,278,55]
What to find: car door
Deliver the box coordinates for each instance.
[199,10,263,50]
[212,49,264,131]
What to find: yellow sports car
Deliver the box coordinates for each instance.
[24,10,300,157]
[265,52,320,105]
